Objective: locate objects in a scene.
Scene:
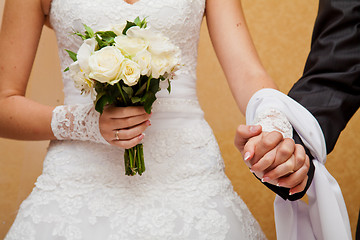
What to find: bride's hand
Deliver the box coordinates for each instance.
[99,105,152,149]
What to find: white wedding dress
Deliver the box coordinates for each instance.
[5,0,266,239]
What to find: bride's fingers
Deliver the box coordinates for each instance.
[269,138,295,169]
[242,135,261,167]
[234,124,262,152]
[111,133,145,149]
[261,155,296,182]
[249,131,283,166]
[111,113,151,129]
[250,148,277,172]
[292,144,307,171]
[253,138,296,173]
[275,162,309,188]
[104,105,147,118]
[289,176,308,195]
[110,120,150,141]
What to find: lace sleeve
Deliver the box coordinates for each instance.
[253,108,293,139]
[51,103,109,144]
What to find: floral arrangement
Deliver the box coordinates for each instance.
[65,17,181,176]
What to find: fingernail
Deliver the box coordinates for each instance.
[250,169,255,173]
[244,152,251,161]
[289,191,293,196]
[147,120,152,126]
[139,134,145,140]
[249,125,260,133]
[261,177,271,183]
[276,182,280,187]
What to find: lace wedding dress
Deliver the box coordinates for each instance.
[5,0,266,239]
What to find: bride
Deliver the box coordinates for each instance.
[0,0,308,239]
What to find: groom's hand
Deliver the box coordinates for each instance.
[234,124,310,195]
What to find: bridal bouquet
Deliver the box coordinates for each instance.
[65,17,181,176]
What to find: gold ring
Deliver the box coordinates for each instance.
[115,130,120,141]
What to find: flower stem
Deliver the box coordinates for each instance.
[117,82,128,105]
[146,76,152,92]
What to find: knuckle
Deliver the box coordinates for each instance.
[297,154,306,166]
[278,146,292,157]
[262,156,274,167]
[262,137,274,148]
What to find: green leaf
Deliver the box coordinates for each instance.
[95,35,106,49]
[122,21,137,35]
[96,31,117,45]
[167,79,171,93]
[142,91,156,114]
[73,32,87,40]
[148,78,160,93]
[94,92,113,114]
[65,49,77,62]
[134,17,141,27]
[84,24,95,38]
[131,97,141,104]
[122,86,134,98]
[64,67,70,72]
[134,16,147,28]
[134,81,148,96]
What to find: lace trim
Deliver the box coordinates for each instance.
[51,104,109,144]
[7,121,266,240]
[253,108,293,138]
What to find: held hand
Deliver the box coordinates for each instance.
[235,124,310,195]
[262,144,310,195]
[99,105,152,149]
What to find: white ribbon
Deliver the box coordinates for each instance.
[246,88,351,240]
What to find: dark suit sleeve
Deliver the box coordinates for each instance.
[261,0,360,200]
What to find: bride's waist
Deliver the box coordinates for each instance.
[149,98,204,129]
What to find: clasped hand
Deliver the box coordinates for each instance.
[235,125,310,196]
[99,105,152,149]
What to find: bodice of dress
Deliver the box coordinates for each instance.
[50,0,206,105]
[5,2,268,239]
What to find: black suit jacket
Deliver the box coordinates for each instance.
[263,0,360,201]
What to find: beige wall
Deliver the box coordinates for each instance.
[0,1,359,239]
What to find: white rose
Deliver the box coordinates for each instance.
[114,35,148,58]
[148,36,180,58]
[88,46,124,84]
[77,38,97,76]
[69,61,94,96]
[110,23,127,35]
[126,26,156,40]
[132,50,152,76]
[150,55,172,79]
[119,59,141,86]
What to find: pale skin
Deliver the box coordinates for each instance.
[234,125,310,195]
[0,0,308,191]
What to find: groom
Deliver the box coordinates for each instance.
[235,0,360,236]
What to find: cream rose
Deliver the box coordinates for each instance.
[69,61,94,96]
[88,46,124,84]
[110,23,127,36]
[119,59,141,86]
[150,55,173,79]
[77,38,97,76]
[132,50,152,76]
[114,35,148,58]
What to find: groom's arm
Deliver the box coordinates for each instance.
[289,0,360,154]
[287,0,360,200]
